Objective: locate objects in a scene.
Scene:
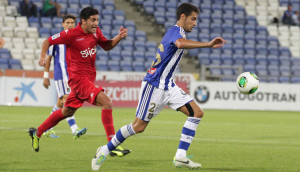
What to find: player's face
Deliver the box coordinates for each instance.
[86,15,99,34]
[183,12,198,33]
[62,18,75,30]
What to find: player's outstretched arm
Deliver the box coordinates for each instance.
[39,39,50,67]
[102,26,127,51]
[175,37,227,49]
[43,55,53,89]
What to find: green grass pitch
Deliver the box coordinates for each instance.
[0,106,300,171]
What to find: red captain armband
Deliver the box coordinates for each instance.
[147,67,156,74]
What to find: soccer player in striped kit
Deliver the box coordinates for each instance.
[42,14,87,139]
[92,3,227,170]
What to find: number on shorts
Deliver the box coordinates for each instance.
[149,103,156,112]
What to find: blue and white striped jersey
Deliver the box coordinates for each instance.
[144,25,186,90]
[47,44,69,81]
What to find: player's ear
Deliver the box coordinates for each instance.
[180,13,186,20]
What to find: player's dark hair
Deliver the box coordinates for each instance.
[62,14,76,23]
[80,7,99,23]
[176,3,200,20]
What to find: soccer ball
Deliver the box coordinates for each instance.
[236,72,259,94]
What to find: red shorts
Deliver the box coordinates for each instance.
[64,77,104,108]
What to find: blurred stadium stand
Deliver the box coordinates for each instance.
[0,0,299,83]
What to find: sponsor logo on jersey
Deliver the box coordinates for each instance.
[80,46,97,58]
[76,38,84,41]
[147,67,156,74]
[51,33,60,40]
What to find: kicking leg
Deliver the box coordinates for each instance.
[173,101,204,169]
[43,102,60,138]
[91,118,148,170]
[28,106,77,152]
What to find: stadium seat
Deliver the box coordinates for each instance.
[133,61,145,72]
[120,61,133,71]
[114,10,125,21]
[112,20,124,30]
[135,41,146,52]
[109,49,121,61]
[25,38,37,49]
[2,27,14,37]
[68,0,80,8]
[135,30,147,42]
[41,17,52,28]
[143,1,155,15]
[108,60,120,71]
[12,38,25,49]
[28,17,40,28]
[243,64,256,73]
[67,8,79,17]
[0,49,11,59]
[52,17,62,28]
[103,0,115,10]
[39,28,51,38]
[0,59,9,69]
[256,55,268,65]
[124,20,136,31]
[80,0,91,8]
[268,65,280,76]
[198,53,210,66]
[268,55,280,65]
[279,76,290,83]
[221,54,233,65]
[9,59,22,70]
[133,51,145,62]
[145,41,157,52]
[16,16,28,28]
[23,49,35,60]
[14,27,27,38]
[233,54,244,65]
[96,60,108,71]
[121,51,133,61]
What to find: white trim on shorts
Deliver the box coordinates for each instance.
[54,79,71,98]
[135,81,193,122]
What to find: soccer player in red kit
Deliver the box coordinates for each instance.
[28,7,130,156]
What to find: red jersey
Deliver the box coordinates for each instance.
[48,23,109,83]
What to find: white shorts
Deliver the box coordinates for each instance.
[54,79,71,99]
[135,81,193,122]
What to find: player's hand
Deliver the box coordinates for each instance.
[0,37,5,49]
[39,56,47,67]
[43,78,50,89]
[119,26,128,39]
[209,37,227,48]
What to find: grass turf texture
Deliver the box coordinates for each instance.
[0,106,300,171]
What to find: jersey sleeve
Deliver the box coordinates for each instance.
[47,45,55,56]
[48,29,73,46]
[96,28,110,49]
[170,27,186,44]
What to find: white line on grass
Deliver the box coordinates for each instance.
[1,126,300,146]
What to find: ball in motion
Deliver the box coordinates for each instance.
[236,72,259,94]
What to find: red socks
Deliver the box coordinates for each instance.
[37,109,66,137]
[101,109,115,141]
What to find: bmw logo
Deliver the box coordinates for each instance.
[194,86,210,104]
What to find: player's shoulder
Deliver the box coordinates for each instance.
[165,25,186,38]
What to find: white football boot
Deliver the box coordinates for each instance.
[173,156,202,169]
[91,146,107,171]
